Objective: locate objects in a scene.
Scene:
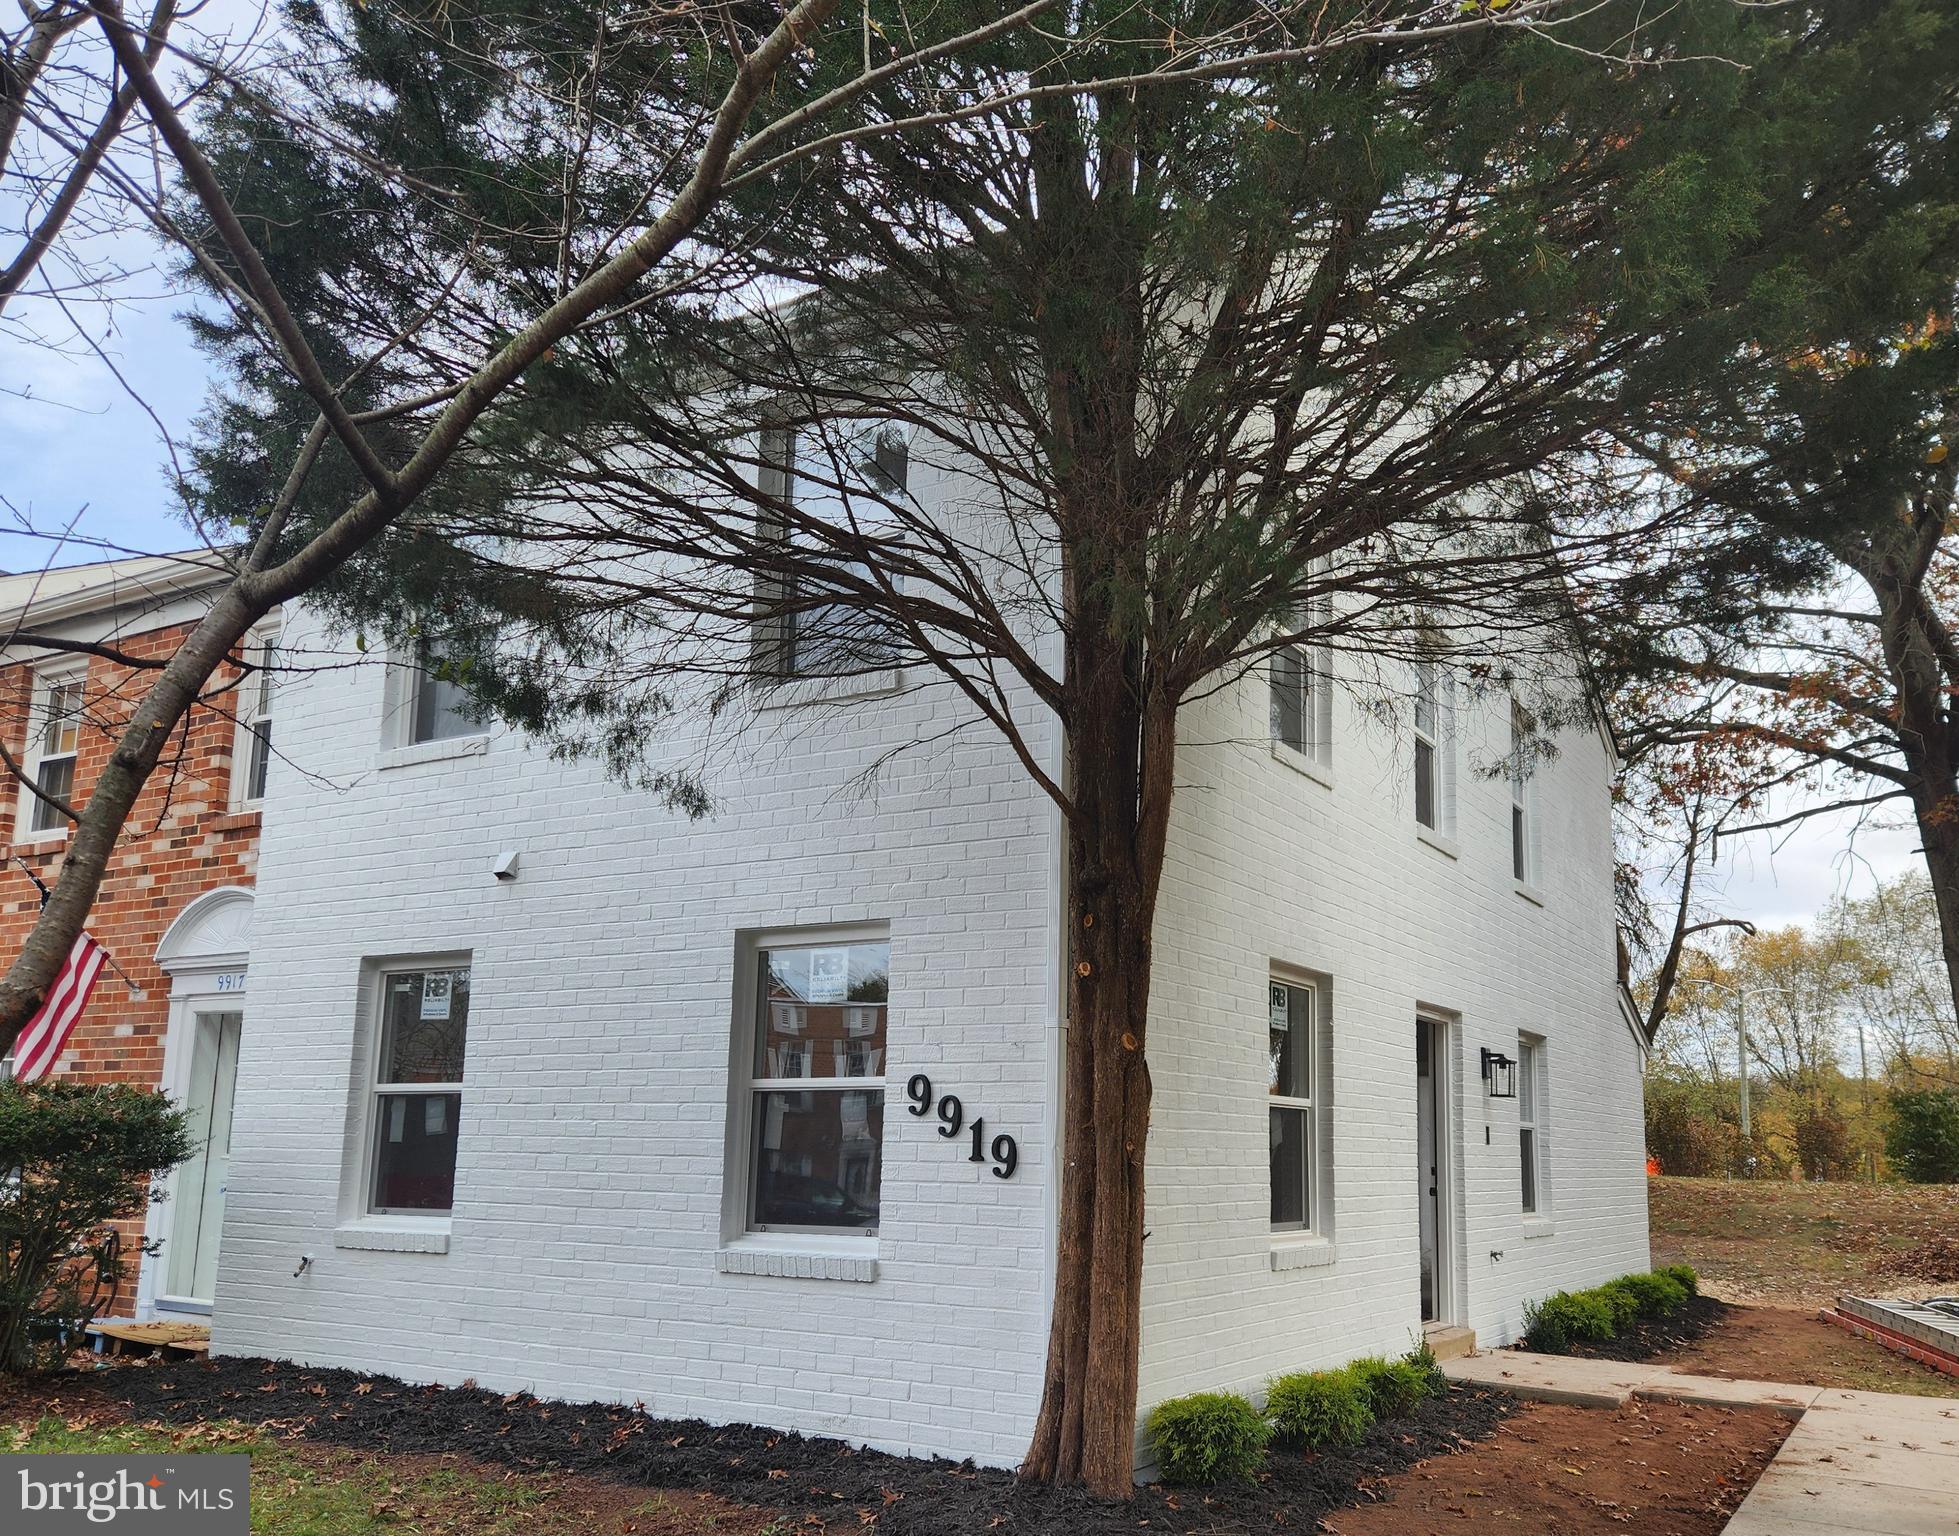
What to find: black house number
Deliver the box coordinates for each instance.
[906,1073,1018,1179]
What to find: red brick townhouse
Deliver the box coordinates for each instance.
[0,552,275,1321]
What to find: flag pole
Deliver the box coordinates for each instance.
[12,856,143,999]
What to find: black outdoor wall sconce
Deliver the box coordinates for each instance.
[1480,1047,1517,1098]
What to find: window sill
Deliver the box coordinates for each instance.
[1270,740,1333,790]
[212,807,263,834]
[1415,825,1459,860]
[334,1219,452,1255]
[717,1235,879,1283]
[9,827,68,852]
[378,734,490,771]
[1521,1217,1556,1241]
[1514,880,1546,908]
[1269,1235,1336,1272]
[754,668,903,710]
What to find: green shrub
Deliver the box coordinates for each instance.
[1266,1366,1375,1448]
[1595,1279,1646,1331]
[1659,1263,1700,1297]
[1403,1338,1448,1399]
[1350,1357,1431,1420]
[0,1080,191,1373]
[1145,1391,1271,1486]
[1886,1089,1959,1183]
[1610,1270,1689,1318]
[1522,1289,1616,1353]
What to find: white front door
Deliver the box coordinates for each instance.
[160,1009,242,1309]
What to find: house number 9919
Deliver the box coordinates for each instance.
[905,1073,1017,1179]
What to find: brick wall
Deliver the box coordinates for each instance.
[0,619,261,1313]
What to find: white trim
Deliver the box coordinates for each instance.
[754,668,906,710]
[335,1220,451,1254]
[1415,824,1459,861]
[1267,974,1323,1238]
[1518,1033,1547,1218]
[1270,738,1334,791]
[154,885,255,975]
[228,624,280,812]
[723,923,890,1249]
[16,664,84,840]
[1417,1009,1462,1327]
[1509,700,1540,888]
[1269,1236,1336,1272]
[717,1232,877,1283]
[379,734,490,771]
[353,955,472,1221]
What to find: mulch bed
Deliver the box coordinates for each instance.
[24,1353,1518,1535]
[1557,1293,1735,1363]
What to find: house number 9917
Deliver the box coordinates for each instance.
[905,1073,1017,1179]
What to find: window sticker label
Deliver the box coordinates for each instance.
[1270,983,1291,1032]
[808,948,849,1003]
[420,972,453,1021]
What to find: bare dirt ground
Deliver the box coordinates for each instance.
[1322,1398,1791,1536]
[1655,1302,1959,1400]
[1649,1176,1959,1304]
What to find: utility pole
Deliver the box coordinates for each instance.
[1737,987,1751,1148]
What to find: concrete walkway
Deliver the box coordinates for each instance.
[1445,1351,1959,1536]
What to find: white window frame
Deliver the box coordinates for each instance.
[727,924,889,1245]
[1510,701,1539,887]
[230,626,279,810]
[1269,607,1332,772]
[1518,1033,1544,1216]
[755,421,906,687]
[360,957,472,1220]
[1268,976,1321,1236]
[1412,658,1454,836]
[18,666,84,838]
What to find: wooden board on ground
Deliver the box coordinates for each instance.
[86,1320,211,1358]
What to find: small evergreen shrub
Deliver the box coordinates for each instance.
[1266,1366,1374,1448]
[1145,1391,1271,1486]
[1521,1289,1616,1353]
[1350,1356,1431,1420]
[1595,1279,1646,1331]
[1610,1270,1689,1318]
[0,1080,191,1373]
[1659,1263,1700,1296]
[1403,1338,1448,1399]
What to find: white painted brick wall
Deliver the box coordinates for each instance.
[1138,664,1650,1415]
[217,600,1644,1470]
[214,609,1063,1467]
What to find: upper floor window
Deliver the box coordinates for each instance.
[235,630,278,807]
[368,963,471,1215]
[410,640,478,744]
[758,422,905,680]
[1268,978,1321,1234]
[23,671,82,834]
[1412,659,1447,831]
[743,935,888,1235]
[1510,702,1537,884]
[1269,607,1331,767]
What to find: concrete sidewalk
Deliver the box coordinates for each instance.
[1445,1351,1959,1536]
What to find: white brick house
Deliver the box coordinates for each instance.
[208,500,1650,1470]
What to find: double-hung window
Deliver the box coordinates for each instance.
[1268,979,1319,1233]
[410,639,478,744]
[23,672,82,834]
[1510,703,1536,884]
[745,937,887,1233]
[367,965,470,1214]
[1518,1034,1543,1214]
[1418,658,1449,834]
[236,630,277,806]
[759,422,905,679]
[1269,605,1332,766]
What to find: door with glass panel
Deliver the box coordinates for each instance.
[162,1010,242,1309]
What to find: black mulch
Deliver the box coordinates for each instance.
[1557,1294,1736,1363]
[68,1354,1517,1534]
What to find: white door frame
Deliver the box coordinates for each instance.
[137,887,253,1320]
[1417,1010,1461,1328]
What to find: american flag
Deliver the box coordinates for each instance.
[11,933,109,1082]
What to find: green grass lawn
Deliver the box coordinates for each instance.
[1649,1176,1959,1303]
[6,1412,784,1536]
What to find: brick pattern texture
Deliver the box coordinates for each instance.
[0,622,261,1313]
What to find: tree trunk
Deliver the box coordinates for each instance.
[1021,623,1173,1497]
